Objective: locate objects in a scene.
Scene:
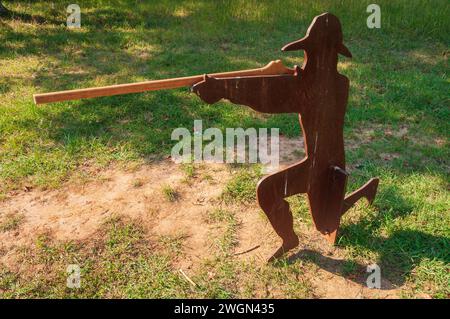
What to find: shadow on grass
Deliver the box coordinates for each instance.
[289,229,448,290]
[2,0,444,139]
[0,5,60,25]
[286,183,449,291]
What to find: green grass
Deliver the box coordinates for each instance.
[0,217,192,298]
[222,165,263,203]
[161,184,179,202]
[181,163,196,179]
[0,213,314,298]
[206,208,240,254]
[0,212,24,232]
[0,0,449,298]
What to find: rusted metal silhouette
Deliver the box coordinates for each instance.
[192,13,379,260]
[33,12,379,262]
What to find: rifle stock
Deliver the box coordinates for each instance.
[33,60,294,105]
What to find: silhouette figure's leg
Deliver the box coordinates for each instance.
[257,159,309,261]
[341,178,379,216]
[321,166,349,244]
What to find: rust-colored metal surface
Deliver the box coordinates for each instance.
[193,13,379,260]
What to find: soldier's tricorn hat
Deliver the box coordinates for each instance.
[282,12,352,57]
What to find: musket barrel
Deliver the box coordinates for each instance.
[33,60,294,104]
[33,76,201,104]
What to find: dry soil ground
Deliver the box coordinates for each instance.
[0,136,401,298]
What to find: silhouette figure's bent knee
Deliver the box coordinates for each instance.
[257,178,297,242]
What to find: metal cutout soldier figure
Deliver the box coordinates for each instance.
[192,13,379,260]
[33,13,380,262]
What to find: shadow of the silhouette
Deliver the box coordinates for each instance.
[0,6,59,25]
[287,249,397,290]
[285,187,449,289]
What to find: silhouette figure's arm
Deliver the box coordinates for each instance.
[192,67,305,114]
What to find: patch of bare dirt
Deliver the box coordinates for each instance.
[0,160,232,269]
[0,135,401,298]
[234,215,400,298]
